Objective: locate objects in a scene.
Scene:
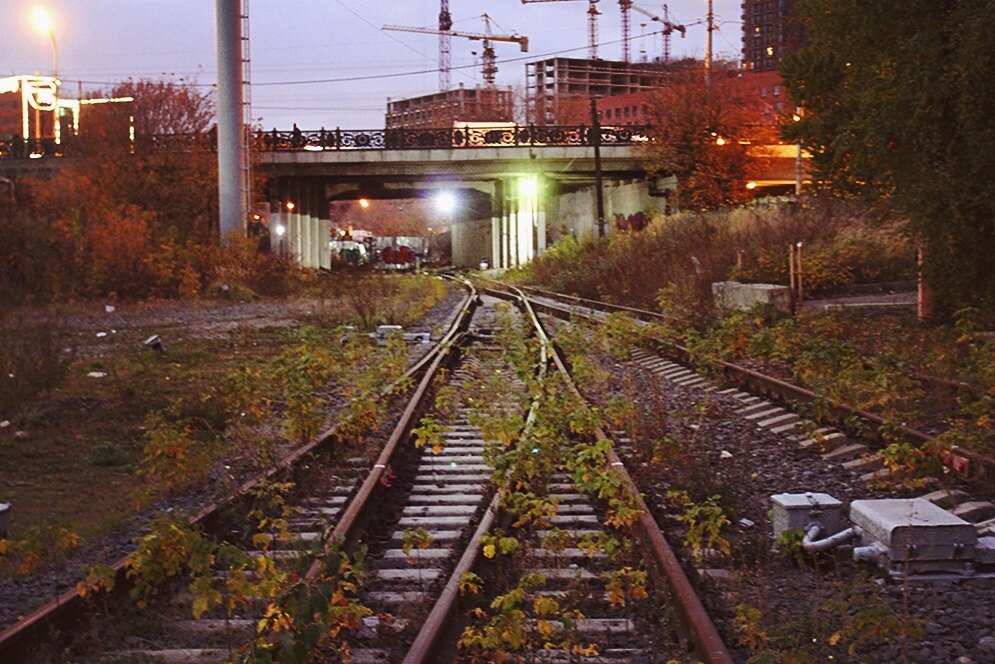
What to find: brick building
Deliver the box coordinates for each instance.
[386,84,514,129]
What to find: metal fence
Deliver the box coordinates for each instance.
[0,124,651,159]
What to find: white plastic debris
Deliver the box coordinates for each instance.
[720,450,733,459]
[104,304,116,314]
[739,518,755,529]
[96,332,108,338]
[0,420,9,428]
[87,371,107,378]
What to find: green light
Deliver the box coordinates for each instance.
[518,175,538,196]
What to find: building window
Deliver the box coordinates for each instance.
[773,84,781,96]
[760,87,767,98]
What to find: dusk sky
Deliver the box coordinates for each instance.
[2,0,743,128]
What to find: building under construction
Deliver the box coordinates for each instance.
[385,84,514,129]
[525,57,671,126]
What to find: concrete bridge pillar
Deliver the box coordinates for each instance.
[269,179,331,269]
[491,174,545,269]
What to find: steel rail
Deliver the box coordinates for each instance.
[401,291,550,664]
[512,280,987,398]
[489,280,993,485]
[481,282,735,664]
[514,283,667,322]
[0,280,477,662]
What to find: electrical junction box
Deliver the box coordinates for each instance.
[771,492,845,539]
[850,498,978,575]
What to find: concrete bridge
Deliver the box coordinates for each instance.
[1,125,671,268]
[254,124,668,268]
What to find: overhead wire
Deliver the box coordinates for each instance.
[52,26,682,92]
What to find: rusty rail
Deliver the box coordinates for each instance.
[0,279,478,662]
[494,280,994,486]
[482,283,735,664]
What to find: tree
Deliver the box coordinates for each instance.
[781,0,995,317]
[111,78,214,136]
[640,64,751,210]
[3,78,220,301]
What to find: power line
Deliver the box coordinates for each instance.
[251,28,671,87]
[45,27,676,90]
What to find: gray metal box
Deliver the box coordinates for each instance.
[850,498,977,574]
[771,492,845,539]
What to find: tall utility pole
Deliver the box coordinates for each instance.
[705,0,714,85]
[590,98,605,237]
[216,0,247,242]
[439,0,453,90]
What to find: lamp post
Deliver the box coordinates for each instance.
[793,108,803,197]
[30,6,58,80]
[30,6,58,144]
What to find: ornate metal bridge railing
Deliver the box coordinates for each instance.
[254,124,651,151]
[0,124,652,159]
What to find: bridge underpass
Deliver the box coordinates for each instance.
[1,125,670,269]
[257,138,665,269]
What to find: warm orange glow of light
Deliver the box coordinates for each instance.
[745,181,758,190]
[285,201,295,211]
[715,137,727,146]
[358,198,370,209]
[30,6,54,35]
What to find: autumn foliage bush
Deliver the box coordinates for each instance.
[509,199,914,315]
[0,78,301,304]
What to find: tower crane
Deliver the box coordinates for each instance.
[630,3,685,63]
[620,1,632,62]
[521,0,601,59]
[439,0,452,90]
[383,14,529,88]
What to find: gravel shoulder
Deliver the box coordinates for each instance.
[542,314,995,664]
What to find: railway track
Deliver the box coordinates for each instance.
[0,283,734,663]
[498,280,995,488]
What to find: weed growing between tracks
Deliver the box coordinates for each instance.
[0,275,452,609]
[547,314,954,662]
[673,304,995,466]
[453,304,687,662]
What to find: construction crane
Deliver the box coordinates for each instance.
[630,3,685,63]
[439,1,452,90]
[383,14,529,88]
[522,0,601,59]
[620,1,632,62]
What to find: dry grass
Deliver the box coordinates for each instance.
[0,274,455,550]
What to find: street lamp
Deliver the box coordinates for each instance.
[30,6,58,80]
[435,191,456,215]
[793,107,803,197]
[29,6,59,145]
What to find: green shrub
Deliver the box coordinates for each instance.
[90,441,129,467]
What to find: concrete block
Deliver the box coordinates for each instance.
[920,489,971,509]
[973,518,995,536]
[712,281,792,314]
[841,455,883,473]
[974,537,995,565]
[950,501,995,524]
[821,443,869,463]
